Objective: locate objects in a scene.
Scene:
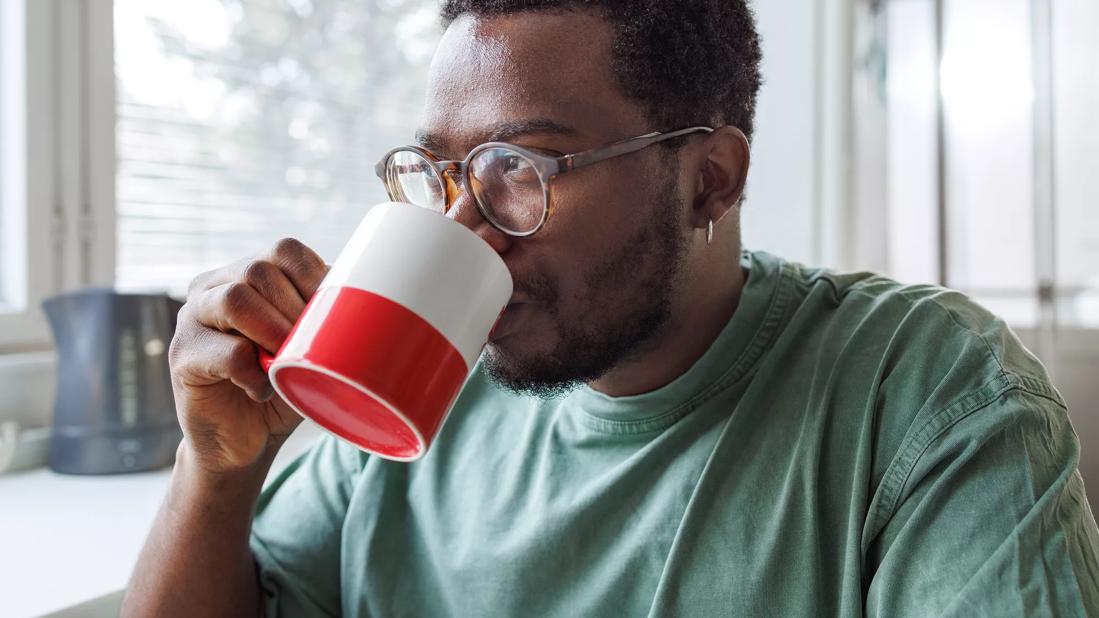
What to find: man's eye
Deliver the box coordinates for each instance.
[502,158,538,183]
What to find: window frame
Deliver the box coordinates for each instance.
[0,0,115,354]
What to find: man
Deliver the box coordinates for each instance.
[123,1,1099,616]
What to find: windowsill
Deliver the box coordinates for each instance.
[0,421,324,618]
[0,351,57,430]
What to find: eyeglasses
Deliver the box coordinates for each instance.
[374,126,714,238]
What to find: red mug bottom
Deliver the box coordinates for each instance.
[262,286,476,461]
[274,363,425,460]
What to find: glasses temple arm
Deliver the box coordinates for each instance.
[557,126,714,173]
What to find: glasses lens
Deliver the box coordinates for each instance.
[386,150,446,213]
[469,147,546,234]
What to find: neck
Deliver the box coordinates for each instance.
[587,243,747,398]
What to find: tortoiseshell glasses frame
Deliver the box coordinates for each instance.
[374,125,714,238]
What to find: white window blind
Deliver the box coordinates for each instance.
[114,0,442,295]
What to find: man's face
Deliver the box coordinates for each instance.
[420,11,691,398]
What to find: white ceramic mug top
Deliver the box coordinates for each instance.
[320,202,513,367]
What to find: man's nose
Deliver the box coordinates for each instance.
[444,175,510,253]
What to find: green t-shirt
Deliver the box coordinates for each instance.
[250,249,1099,617]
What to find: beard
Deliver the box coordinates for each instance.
[481,173,687,399]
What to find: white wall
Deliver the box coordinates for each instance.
[742,0,816,265]
[743,0,850,268]
[742,0,818,264]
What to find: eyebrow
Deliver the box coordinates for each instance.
[415,118,577,154]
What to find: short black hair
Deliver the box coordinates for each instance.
[439,0,764,143]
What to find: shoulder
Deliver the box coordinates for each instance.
[769,254,1070,493]
[778,256,1061,403]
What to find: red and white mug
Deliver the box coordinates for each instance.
[258,202,513,461]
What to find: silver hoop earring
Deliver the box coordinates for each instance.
[706,219,714,245]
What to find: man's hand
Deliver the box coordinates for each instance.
[123,238,330,618]
[169,237,329,473]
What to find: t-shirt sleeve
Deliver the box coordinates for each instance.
[249,433,368,617]
[864,382,1099,616]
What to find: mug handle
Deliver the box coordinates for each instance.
[258,348,277,373]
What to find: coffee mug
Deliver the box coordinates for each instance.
[258,202,513,461]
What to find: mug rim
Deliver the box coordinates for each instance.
[268,357,427,462]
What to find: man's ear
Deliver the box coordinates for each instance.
[691,125,750,228]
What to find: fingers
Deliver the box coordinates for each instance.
[238,259,308,323]
[185,237,329,310]
[261,238,329,301]
[169,327,274,402]
[172,237,331,404]
[186,281,295,356]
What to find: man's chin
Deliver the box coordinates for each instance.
[480,342,584,400]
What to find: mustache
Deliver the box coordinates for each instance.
[510,270,557,305]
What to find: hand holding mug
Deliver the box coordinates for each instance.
[168,238,330,473]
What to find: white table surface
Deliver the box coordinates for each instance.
[0,422,323,618]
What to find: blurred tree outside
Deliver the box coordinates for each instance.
[114,0,442,293]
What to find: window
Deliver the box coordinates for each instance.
[0,0,52,352]
[113,0,442,295]
[882,0,937,286]
[859,0,1099,329]
[1051,0,1099,328]
[0,0,25,316]
[0,0,114,352]
[938,0,1037,315]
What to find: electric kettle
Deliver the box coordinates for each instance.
[42,288,184,474]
